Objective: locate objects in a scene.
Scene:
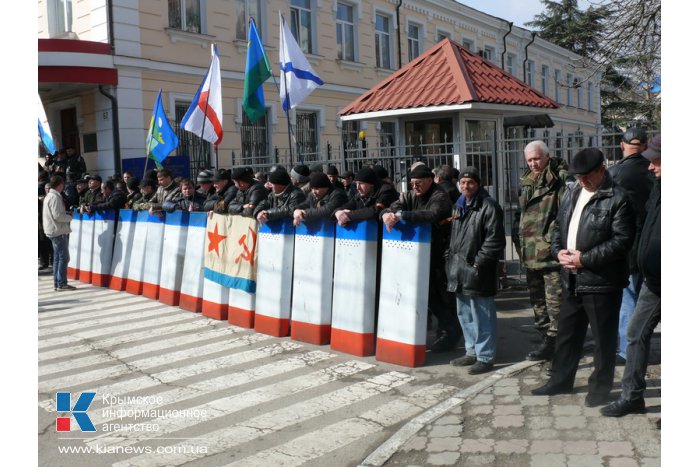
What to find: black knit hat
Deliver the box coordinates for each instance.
[459,166,481,184]
[290,164,310,183]
[309,163,324,174]
[309,172,332,189]
[409,165,433,179]
[231,167,254,181]
[126,177,140,191]
[355,167,378,185]
[372,165,389,180]
[570,148,604,175]
[197,169,214,183]
[268,169,291,185]
[214,169,231,181]
[326,165,339,176]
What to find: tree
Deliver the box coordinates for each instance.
[526,0,660,129]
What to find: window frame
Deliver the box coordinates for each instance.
[461,38,474,51]
[373,9,394,69]
[234,0,262,41]
[406,21,423,62]
[335,0,361,62]
[168,0,207,35]
[290,0,316,55]
[566,73,573,106]
[48,0,73,37]
[526,60,534,86]
[541,64,549,96]
[575,77,582,108]
[554,69,562,103]
[483,46,495,63]
[506,53,516,75]
[587,81,594,111]
[436,29,451,42]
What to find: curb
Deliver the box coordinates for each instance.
[359,359,542,466]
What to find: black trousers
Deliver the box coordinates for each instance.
[550,287,622,395]
[428,259,460,339]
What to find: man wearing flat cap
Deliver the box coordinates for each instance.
[79,174,105,212]
[340,170,358,198]
[131,179,157,211]
[196,169,216,197]
[290,164,311,194]
[381,164,462,353]
[532,148,635,408]
[334,167,399,226]
[254,169,307,224]
[228,167,267,218]
[608,127,655,365]
[446,167,506,374]
[293,172,348,226]
[325,165,345,191]
[602,134,661,418]
[202,169,237,213]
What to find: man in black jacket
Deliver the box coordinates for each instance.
[601,134,661,418]
[532,148,635,408]
[203,169,237,213]
[293,173,348,225]
[608,128,654,364]
[334,167,399,226]
[381,164,462,353]
[86,180,127,213]
[228,167,267,218]
[255,169,306,224]
[445,167,506,374]
[163,179,206,212]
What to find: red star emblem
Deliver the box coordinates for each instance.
[207,223,227,256]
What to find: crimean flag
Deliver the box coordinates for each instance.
[242,18,272,122]
[38,95,56,154]
[279,12,323,111]
[146,89,179,169]
[181,44,224,147]
[203,213,259,293]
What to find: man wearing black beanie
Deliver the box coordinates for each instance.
[334,167,399,226]
[293,172,348,226]
[254,169,306,224]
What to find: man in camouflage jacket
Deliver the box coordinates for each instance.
[517,140,568,362]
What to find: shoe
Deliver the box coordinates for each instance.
[56,284,77,291]
[600,397,646,417]
[531,381,573,396]
[450,355,477,366]
[615,355,627,365]
[585,392,611,407]
[527,336,556,361]
[468,361,494,375]
[430,333,460,353]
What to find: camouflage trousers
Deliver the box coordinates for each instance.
[525,268,562,338]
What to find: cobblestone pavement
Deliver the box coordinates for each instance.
[384,357,661,467]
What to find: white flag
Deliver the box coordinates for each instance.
[279,12,323,111]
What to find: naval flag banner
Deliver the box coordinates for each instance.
[203,213,258,293]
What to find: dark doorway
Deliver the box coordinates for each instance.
[60,107,80,153]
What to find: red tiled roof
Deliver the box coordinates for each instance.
[340,39,558,116]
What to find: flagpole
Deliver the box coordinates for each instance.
[277,13,298,164]
[199,52,214,171]
[144,89,161,180]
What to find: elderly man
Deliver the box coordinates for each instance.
[86,180,127,213]
[290,164,311,194]
[203,169,237,213]
[608,128,654,364]
[531,148,635,408]
[228,167,268,217]
[334,167,399,226]
[80,174,104,211]
[446,167,506,374]
[339,170,358,198]
[132,179,157,211]
[293,172,348,225]
[518,140,568,362]
[254,169,307,224]
[602,134,661,417]
[381,164,461,353]
[43,175,76,291]
[196,169,216,197]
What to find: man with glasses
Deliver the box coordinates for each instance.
[381,165,461,353]
[531,148,635,408]
[608,128,654,365]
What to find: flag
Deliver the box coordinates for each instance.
[146,88,179,169]
[243,18,272,123]
[181,44,223,147]
[279,13,324,111]
[38,95,56,154]
[203,213,259,293]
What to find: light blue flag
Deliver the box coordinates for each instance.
[146,89,179,169]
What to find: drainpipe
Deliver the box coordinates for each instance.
[523,31,536,82]
[106,0,115,52]
[396,0,403,68]
[500,21,513,69]
[99,85,122,173]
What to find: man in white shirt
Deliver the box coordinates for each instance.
[42,175,76,291]
[531,149,635,408]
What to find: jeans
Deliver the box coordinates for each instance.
[50,234,70,288]
[621,283,661,401]
[455,293,497,363]
[618,273,643,359]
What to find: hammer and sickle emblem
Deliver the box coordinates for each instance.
[235,227,257,265]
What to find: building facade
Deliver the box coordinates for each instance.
[38,0,600,178]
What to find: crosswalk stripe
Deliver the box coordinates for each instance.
[115,371,414,467]
[38,333,273,392]
[38,295,149,325]
[38,287,121,304]
[39,314,201,349]
[39,325,242,363]
[87,350,335,426]
[38,304,180,337]
[38,341,301,411]
[225,384,458,467]
[89,359,374,447]
[39,326,247,377]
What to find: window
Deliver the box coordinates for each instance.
[240,111,269,166]
[169,0,202,34]
[541,64,549,96]
[291,0,313,54]
[234,0,262,41]
[566,73,573,106]
[506,54,516,75]
[49,0,73,35]
[526,60,534,86]
[296,111,319,156]
[375,13,391,69]
[483,46,495,63]
[342,121,360,150]
[588,82,594,111]
[554,69,561,102]
[437,30,450,42]
[575,77,582,108]
[175,101,211,178]
[336,2,356,61]
[407,23,421,61]
[462,38,474,51]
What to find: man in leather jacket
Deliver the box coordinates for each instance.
[445,167,505,374]
[203,169,237,213]
[532,148,635,408]
[254,169,306,224]
[86,180,127,213]
[334,167,399,226]
[163,178,207,212]
[228,167,268,218]
[293,173,348,225]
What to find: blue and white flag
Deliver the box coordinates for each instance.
[279,12,324,111]
[38,95,55,154]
